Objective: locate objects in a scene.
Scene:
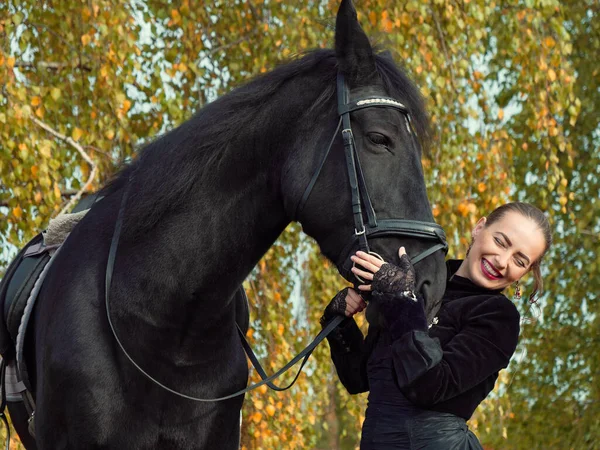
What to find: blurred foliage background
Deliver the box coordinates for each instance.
[1,0,598,449]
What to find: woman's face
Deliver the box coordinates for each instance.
[458,211,546,291]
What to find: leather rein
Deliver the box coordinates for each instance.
[104,73,448,402]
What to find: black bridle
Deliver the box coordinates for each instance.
[104,73,448,402]
[295,73,448,267]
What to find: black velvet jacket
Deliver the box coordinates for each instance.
[326,260,521,420]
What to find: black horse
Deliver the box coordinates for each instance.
[17,1,447,448]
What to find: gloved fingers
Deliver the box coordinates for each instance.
[323,287,349,318]
[372,260,416,294]
[398,253,414,273]
[345,289,367,316]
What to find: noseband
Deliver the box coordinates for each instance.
[295,73,448,265]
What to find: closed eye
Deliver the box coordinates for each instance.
[494,237,505,248]
[515,258,526,268]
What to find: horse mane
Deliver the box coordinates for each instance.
[101,49,430,237]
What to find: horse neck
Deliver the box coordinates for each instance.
[120,77,329,303]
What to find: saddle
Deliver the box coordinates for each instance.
[0,192,252,446]
[0,194,98,445]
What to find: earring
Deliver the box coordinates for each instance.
[514,281,522,301]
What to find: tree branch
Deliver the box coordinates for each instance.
[0,189,92,208]
[14,61,92,72]
[431,7,456,89]
[30,117,98,215]
[580,229,599,239]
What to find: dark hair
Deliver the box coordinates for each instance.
[485,202,552,301]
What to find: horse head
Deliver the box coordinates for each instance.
[283,0,447,317]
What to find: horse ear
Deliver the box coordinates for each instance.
[335,0,378,87]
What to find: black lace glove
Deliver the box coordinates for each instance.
[320,288,349,327]
[371,255,427,340]
[372,254,416,295]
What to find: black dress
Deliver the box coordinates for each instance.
[326,260,520,449]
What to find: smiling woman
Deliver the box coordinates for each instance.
[320,202,553,449]
[458,202,552,298]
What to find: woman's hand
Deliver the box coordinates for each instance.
[320,288,367,327]
[351,247,426,339]
[344,288,367,316]
[351,247,416,295]
[350,251,386,290]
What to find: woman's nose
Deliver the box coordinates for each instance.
[495,253,509,269]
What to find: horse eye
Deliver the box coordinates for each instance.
[367,132,390,148]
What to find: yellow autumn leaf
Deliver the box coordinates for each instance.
[457,202,469,217]
[72,127,84,141]
[39,141,52,158]
[368,10,376,26]
[12,206,23,219]
[548,69,557,82]
[82,7,92,21]
[383,19,393,33]
[498,109,504,120]
[265,404,275,417]
[81,34,91,46]
[31,96,41,106]
[54,182,61,200]
[51,87,61,100]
